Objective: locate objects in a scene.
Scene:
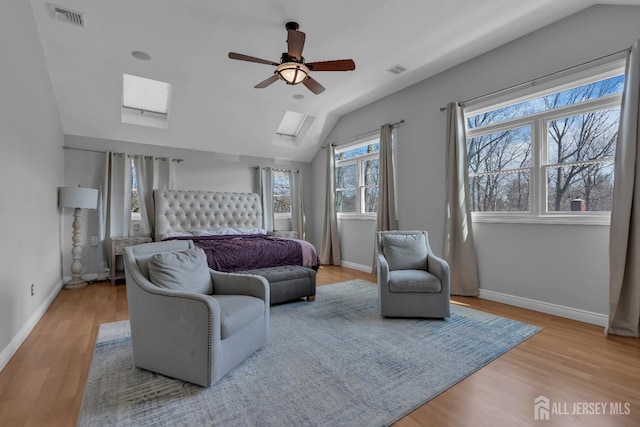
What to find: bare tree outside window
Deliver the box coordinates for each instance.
[131,159,140,213]
[335,140,380,214]
[465,72,623,215]
[273,171,291,214]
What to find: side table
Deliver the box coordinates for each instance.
[110,236,152,285]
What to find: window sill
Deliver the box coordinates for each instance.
[337,214,376,221]
[472,213,610,226]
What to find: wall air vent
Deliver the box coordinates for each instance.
[48,4,85,27]
[386,64,407,75]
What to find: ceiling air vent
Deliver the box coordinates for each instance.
[48,4,85,27]
[386,64,407,75]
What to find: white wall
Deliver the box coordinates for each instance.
[62,135,313,277]
[0,0,65,369]
[309,5,640,320]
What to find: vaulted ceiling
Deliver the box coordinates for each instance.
[30,0,640,162]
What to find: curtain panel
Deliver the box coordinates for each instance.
[320,145,341,265]
[443,102,480,296]
[134,155,176,239]
[373,123,397,271]
[256,167,274,232]
[290,169,307,240]
[99,152,177,269]
[99,152,132,270]
[608,40,640,337]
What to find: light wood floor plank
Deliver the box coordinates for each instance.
[0,265,638,426]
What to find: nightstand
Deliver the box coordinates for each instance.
[110,236,152,285]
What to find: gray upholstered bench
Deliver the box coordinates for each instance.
[239,265,316,305]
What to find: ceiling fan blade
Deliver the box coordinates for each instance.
[228,52,279,66]
[303,76,325,94]
[254,74,279,88]
[287,30,306,60]
[307,59,356,72]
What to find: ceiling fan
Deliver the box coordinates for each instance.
[228,22,355,95]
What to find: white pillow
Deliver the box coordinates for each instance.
[194,226,240,236]
[163,231,194,238]
[148,247,212,294]
[234,227,266,235]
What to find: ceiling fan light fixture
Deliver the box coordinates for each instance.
[276,62,309,85]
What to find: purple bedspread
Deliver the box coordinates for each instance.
[166,234,318,272]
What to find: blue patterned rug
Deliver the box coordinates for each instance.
[78,280,541,426]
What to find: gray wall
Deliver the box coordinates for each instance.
[62,135,313,276]
[309,5,640,317]
[0,1,65,367]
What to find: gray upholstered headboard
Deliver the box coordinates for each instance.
[154,189,263,241]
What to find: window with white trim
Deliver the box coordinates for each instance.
[335,138,380,216]
[130,158,141,221]
[273,170,291,219]
[465,63,624,222]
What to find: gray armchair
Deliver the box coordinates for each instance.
[123,240,269,387]
[376,230,450,318]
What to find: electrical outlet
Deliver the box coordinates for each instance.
[90,236,99,246]
[31,284,34,297]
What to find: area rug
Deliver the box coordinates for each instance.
[78,280,541,426]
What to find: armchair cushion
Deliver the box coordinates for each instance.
[388,270,442,293]
[212,295,264,339]
[148,247,213,294]
[382,233,428,270]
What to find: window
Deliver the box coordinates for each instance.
[335,138,380,216]
[465,64,624,222]
[276,111,308,137]
[121,74,172,129]
[273,170,291,218]
[130,159,141,221]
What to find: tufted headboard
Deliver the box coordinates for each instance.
[154,189,263,241]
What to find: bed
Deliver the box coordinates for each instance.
[153,189,320,272]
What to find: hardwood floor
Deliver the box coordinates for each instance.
[0,266,639,426]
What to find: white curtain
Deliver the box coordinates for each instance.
[607,40,640,337]
[99,152,132,269]
[320,145,341,265]
[373,123,397,271]
[290,169,306,240]
[443,102,480,296]
[256,167,274,232]
[134,155,176,238]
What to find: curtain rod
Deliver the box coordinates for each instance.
[438,47,630,111]
[322,119,405,149]
[63,145,184,162]
[255,166,299,173]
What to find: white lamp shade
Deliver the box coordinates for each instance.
[276,62,309,85]
[58,187,99,209]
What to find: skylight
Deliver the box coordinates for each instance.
[121,74,172,129]
[276,111,308,137]
[122,74,172,115]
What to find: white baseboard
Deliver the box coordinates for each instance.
[340,260,372,273]
[0,279,64,372]
[478,289,608,327]
[62,271,110,283]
